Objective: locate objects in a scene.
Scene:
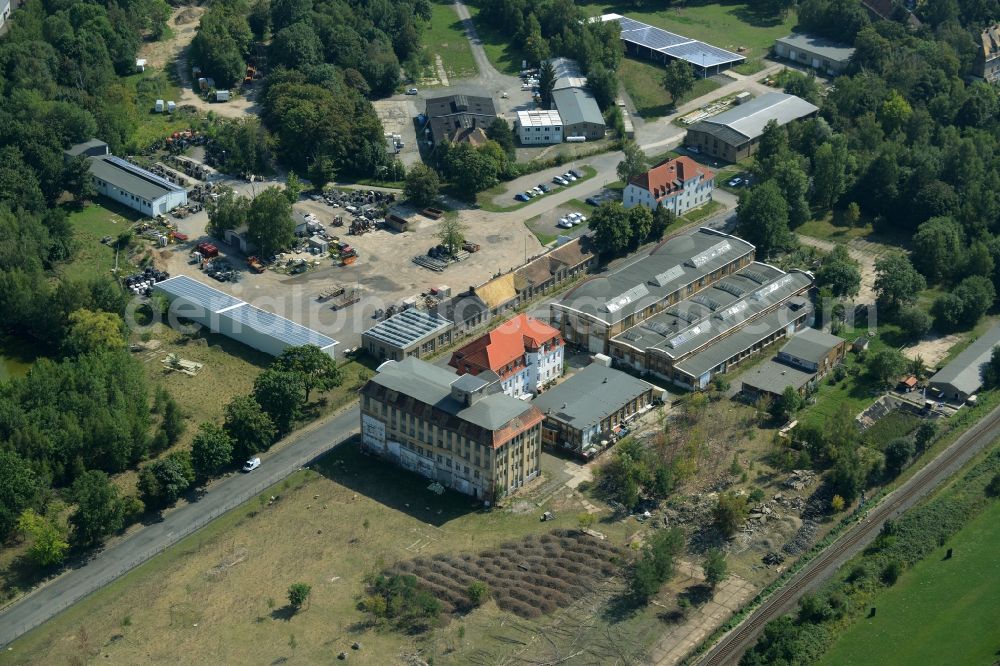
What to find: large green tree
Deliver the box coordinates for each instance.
[617,141,648,184]
[538,60,557,109]
[404,164,441,208]
[207,186,249,237]
[223,395,278,461]
[874,254,926,312]
[816,245,861,298]
[588,201,631,256]
[70,470,125,547]
[629,527,685,602]
[246,187,295,257]
[191,422,235,482]
[137,451,195,510]
[911,216,963,283]
[0,451,40,538]
[736,181,792,257]
[662,60,695,105]
[253,369,306,433]
[272,345,343,402]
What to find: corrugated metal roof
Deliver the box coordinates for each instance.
[687,93,818,144]
[778,327,844,365]
[88,155,186,202]
[928,323,1000,397]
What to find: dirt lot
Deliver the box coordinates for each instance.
[798,234,881,307]
[371,100,421,167]
[901,332,965,368]
[157,187,541,353]
[138,6,259,119]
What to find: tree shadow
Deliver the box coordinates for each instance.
[602,591,644,624]
[679,583,714,607]
[270,605,297,621]
[311,437,482,526]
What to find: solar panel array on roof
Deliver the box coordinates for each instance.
[224,303,337,348]
[155,275,245,312]
[687,240,732,268]
[649,265,686,287]
[364,310,451,349]
[603,14,744,68]
[604,283,650,313]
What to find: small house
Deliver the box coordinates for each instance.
[136,59,147,73]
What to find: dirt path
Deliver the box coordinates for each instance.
[797,234,879,307]
[139,5,258,119]
[434,54,450,87]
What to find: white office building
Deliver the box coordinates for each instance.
[516,110,564,145]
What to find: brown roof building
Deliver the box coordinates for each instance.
[426,94,497,145]
[977,25,1000,83]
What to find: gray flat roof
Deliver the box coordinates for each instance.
[742,359,815,395]
[779,327,844,364]
[154,276,337,351]
[552,87,604,127]
[687,93,818,145]
[674,299,814,379]
[600,13,744,68]
[88,155,186,202]
[928,323,1000,396]
[555,228,755,325]
[776,33,856,63]
[533,364,653,430]
[370,357,536,431]
[362,309,452,351]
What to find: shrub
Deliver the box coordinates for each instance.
[466,581,490,606]
[881,560,903,585]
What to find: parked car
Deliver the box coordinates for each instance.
[242,456,261,472]
[553,176,568,186]
[405,87,418,95]
[557,217,573,228]
[514,193,529,202]
[685,145,701,153]
[524,190,536,199]
[728,177,743,187]
[539,183,551,193]
[532,186,543,195]
[569,169,584,179]
[563,172,577,181]
[585,196,599,206]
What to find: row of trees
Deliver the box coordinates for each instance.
[587,200,676,256]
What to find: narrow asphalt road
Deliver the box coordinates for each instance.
[694,401,1000,665]
[0,405,361,648]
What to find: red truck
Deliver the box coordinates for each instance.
[196,242,219,258]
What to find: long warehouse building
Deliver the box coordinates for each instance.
[154,275,338,358]
[551,227,755,354]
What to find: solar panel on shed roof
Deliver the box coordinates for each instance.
[223,303,337,348]
[615,16,648,31]
[662,41,745,67]
[155,275,244,312]
[623,25,690,50]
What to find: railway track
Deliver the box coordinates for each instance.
[695,404,1000,666]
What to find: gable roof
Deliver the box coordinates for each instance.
[629,156,715,199]
[425,94,497,143]
[88,154,186,202]
[449,126,490,146]
[775,33,856,63]
[929,323,1000,396]
[552,87,604,127]
[982,25,1000,58]
[778,327,845,365]
[687,93,818,146]
[449,314,562,377]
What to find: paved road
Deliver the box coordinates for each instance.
[0,405,361,648]
[693,402,1000,665]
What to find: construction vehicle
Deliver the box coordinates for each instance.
[246,256,265,273]
[330,289,361,310]
[196,242,219,258]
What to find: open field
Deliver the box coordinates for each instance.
[620,58,721,118]
[57,201,144,282]
[797,217,875,243]
[818,488,1000,666]
[6,443,659,665]
[419,2,478,83]
[578,1,797,61]
[466,4,524,76]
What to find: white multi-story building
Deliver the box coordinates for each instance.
[624,156,715,216]
[449,313,564,398]
[516,110,564,145]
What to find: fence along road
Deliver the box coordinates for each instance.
[695,402,1000,665]
[0,405,361,648]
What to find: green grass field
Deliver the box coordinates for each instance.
[578,1,796,61]
[421,2,478,82]
[57,202,144,283]
[620,58,721,118]
[819,499,1000,666]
